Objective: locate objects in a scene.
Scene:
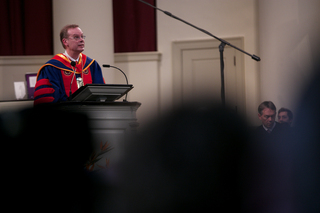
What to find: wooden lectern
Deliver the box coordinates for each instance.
[56,84,141,167]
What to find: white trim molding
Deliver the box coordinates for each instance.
[114,52,161,63]
[0,55,53,66]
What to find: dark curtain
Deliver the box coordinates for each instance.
[0,0,53,56]
[113,0,157,53]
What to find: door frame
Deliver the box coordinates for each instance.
[172,37,245,113]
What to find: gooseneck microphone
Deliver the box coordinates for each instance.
[103,64,129,101]
[69,61,77,99]
[103,64,128,85]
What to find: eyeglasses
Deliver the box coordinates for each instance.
[68,35,86,41]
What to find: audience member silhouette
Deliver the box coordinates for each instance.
[290,70,320,213]
[0,106,108,213]
[106,103,251,213]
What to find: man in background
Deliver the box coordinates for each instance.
[278,107,293,126]
[257,101,278,134]
[253,101,291,140]
[250,101,293,212]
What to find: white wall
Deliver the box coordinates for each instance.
[113,0,260,127]
[156,0,260,124]
[114,52,161,126]
[258,0,320,123]
[0,56,52,100]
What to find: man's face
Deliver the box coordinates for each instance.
[278,111,291,125]
[258,108,276,129]
[63,27,85,53]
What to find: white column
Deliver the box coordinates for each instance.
[258,0,320,112]
[52,0,114,82]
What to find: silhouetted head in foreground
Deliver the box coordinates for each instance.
[0,106,107,213]
[108,103,250,213]
[291,70,320,213]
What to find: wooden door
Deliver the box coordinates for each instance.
[173,38,245,113]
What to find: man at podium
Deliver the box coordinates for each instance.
[34,24,105,105]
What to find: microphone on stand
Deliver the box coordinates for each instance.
[103,64,129,101]
[69,61,77,99]
[138,0,261,107]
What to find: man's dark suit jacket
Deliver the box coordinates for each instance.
[253,122,291,143]
[248,122,294,213]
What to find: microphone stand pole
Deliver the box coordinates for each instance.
[138,0,260,107]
